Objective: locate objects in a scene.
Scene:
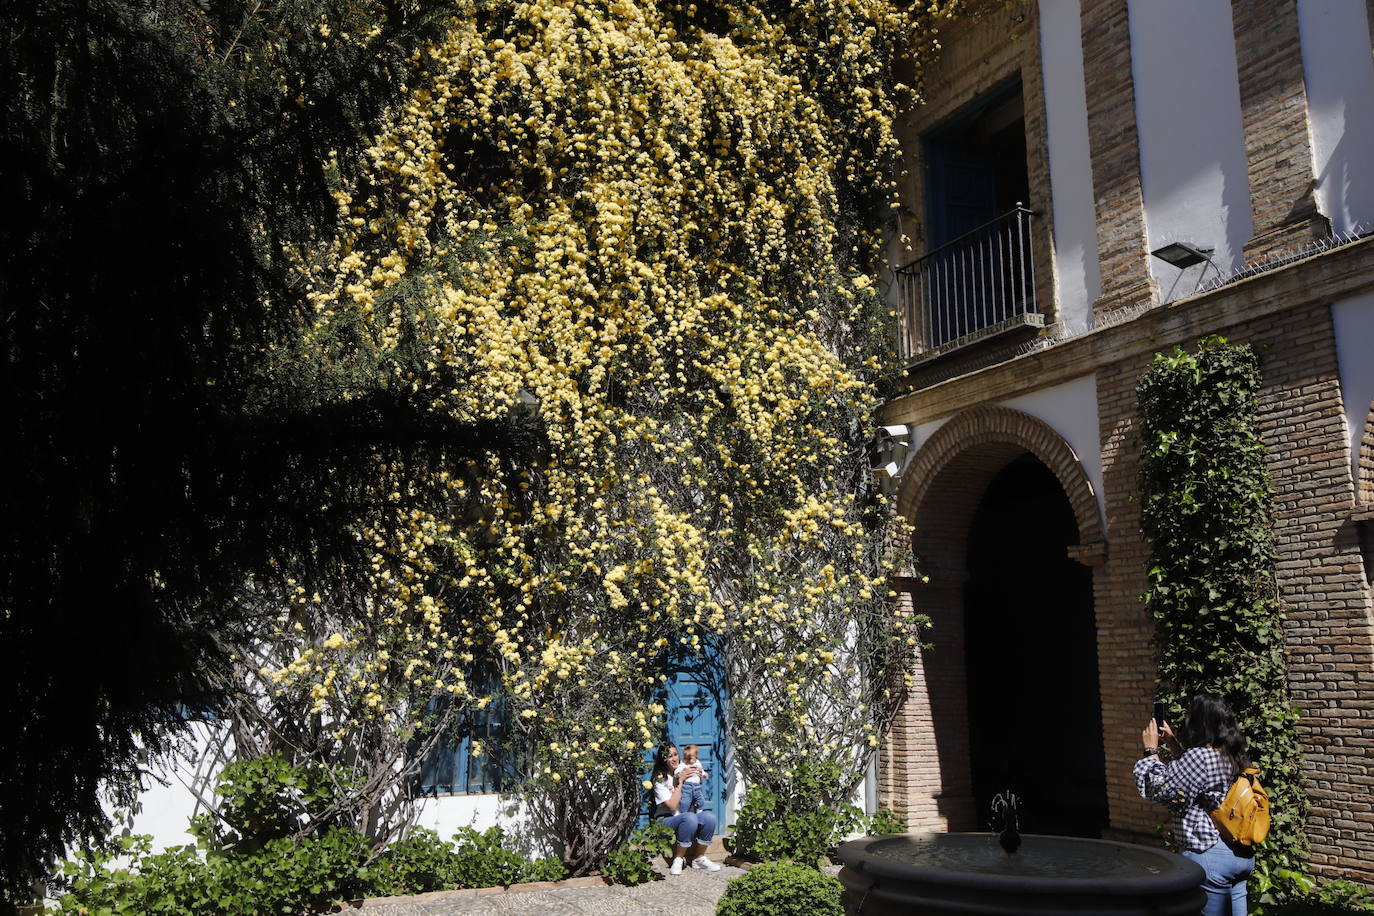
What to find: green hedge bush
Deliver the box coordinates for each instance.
[602,822,674,886]
[732,761,862,864]
[715,861,844,916]
[49,753,570,914]
[1262,879,1374,915]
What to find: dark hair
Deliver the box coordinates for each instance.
[651,743,677,784]
[1182,692,1249,770]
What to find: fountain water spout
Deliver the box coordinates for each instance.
[990,790,1021,854]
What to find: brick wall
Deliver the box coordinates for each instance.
[1080,0,1156,315]
[1231,0,1330,261]
[881,246,1374,880]
[1360,407,1374,505]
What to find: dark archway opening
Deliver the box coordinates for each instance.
[963,453,1108,837]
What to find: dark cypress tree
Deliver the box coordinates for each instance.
[0,2,536,905]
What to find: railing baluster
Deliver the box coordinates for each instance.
[893,206,1038,355]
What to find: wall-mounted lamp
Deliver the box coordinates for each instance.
[1150,242,1215,269]
[1151,242,1221,302]
[872,424,912,494]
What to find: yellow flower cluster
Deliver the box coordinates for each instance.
[268,0,952,808]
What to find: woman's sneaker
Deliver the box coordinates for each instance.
[669,857,685,875]
[690,855,721,871]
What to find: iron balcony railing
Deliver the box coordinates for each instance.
[895,205,1039,359]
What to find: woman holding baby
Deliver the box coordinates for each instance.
[650,743,721,874]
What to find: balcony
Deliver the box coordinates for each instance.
[895,205,1043,361]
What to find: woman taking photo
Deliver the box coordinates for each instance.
[1135,692,1255,915]
[650,743,721,874]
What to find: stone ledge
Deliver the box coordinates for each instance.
[902,312,1046,369]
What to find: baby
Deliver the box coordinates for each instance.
[674,744,708,813]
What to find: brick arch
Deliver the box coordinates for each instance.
[1360,399,1374,505]
[895,406,1105,563]
[878,405,1107,834]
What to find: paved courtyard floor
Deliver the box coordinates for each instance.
[355,864,748,916]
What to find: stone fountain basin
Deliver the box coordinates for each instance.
[836,833,1205,915]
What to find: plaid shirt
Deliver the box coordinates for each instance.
[1134,747,1235,853]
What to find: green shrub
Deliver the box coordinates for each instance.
[50,828,370,916]
[193,753,351,853]
[360,827,460,897]
[603,822,674,886]
[715,860,844,916]
[732,762,861,864]
[865,807,907,836]
[448,826,566,888]
[1262,879,1374,915]
[50,821,573,913]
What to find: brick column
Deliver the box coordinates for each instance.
[1081,0,1156,317]
[1091,359,1162,844]
[1232,0,1330,262]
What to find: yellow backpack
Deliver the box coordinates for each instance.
[1208,767,1271,846]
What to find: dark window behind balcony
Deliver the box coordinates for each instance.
[897,81,1041,358]
[927,81,1028,248]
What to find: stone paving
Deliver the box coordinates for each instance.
[354,863,747,916]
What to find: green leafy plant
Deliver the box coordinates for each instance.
[715,860,844,916]
[193,753,351,853]
[602,822,674,886]
[49,829,370,916]
[1260,879,1374,914]
[732,760,863,864]
[1312,880,1374,911]
[865,807,907,836]
[49,755,573,914]
[448,827,565,889]
[1264,884,1374,916]
[1136,336,1308,903]
[358,828,460,897]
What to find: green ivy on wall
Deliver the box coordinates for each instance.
[1136,336,1310,904]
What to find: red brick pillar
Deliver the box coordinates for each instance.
[1082,0,1157,317]
[1090,358,1164,844]
[882,573,978,832]
[1232,0,1330,262]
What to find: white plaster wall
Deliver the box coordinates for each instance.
[998,375,1105,530]
[115,729,539,855]
[1332,292,1374,489]
[1040,0,1101,333]
[1128,0,1254,300]
[413,793,554,853]
[904,418,950,469]
[1298,0,1374,236]
[113,724,228,850]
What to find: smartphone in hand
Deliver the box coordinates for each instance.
[1152,701,1165,729]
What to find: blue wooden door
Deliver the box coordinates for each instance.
[662,672,723,822]
[640,644,730,828]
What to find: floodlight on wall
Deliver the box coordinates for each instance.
[872,424,912,495]
[873,461,901,479]
[1150,242,1215,269]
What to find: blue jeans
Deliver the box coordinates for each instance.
[679,779,704,813]
[1183,840,1255,916]
[659,808,716,848]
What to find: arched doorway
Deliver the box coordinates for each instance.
[962,454,1108,836]
[886,406,1110,835]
